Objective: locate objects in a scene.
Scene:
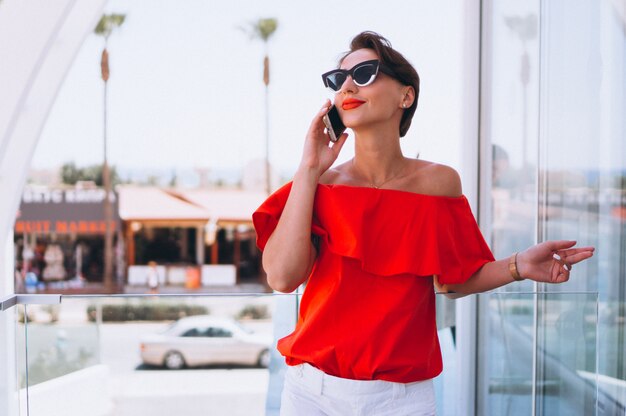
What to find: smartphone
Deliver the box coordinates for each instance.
[322,105,346,142]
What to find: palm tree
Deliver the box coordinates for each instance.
[243,18,278,194]
[505,14,537,172]
[94,13,125,291]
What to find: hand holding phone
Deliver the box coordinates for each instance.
[300,102,348,176]
[322,105,346,143]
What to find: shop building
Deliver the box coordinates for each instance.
[14,184,268,292]
[118,186,267,289]
[14,184,120,291]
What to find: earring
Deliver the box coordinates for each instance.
[402,103,407,109]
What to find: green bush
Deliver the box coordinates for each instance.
[508,304,533,315]
[237,304,269,320]
[86,303,209,322]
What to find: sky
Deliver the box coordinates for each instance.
[32,0,469,182]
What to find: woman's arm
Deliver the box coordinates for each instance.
[446,240,595,294]
[262,101,348,293]
[426,168,595,294]
[262,168,320,293]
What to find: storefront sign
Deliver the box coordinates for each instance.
[21,188,116,204]
[15,220,118,234]
[16,186,120,235]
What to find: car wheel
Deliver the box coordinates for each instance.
[257,349,270,368]
[164,351,185,370]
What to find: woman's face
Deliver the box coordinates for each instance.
[334,48,408,134]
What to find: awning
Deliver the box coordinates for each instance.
[178,189,267,224]
[92,185,268,227]
[117,186,210,222]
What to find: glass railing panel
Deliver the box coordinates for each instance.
[18,292,598,415]
[12,304,26,416]
[20,300,101,416]
[535,292,599,416]
[535,0,626,412]
[434,293,459,416]
[23,293,298,416]
[478,292,599,416]
[23,300,99,384]
[480,292,536,415]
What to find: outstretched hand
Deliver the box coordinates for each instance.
[517,241,595,284]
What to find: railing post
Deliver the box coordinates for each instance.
[0,294,18,311]
[265,290,299,416]
[457,295,478,415]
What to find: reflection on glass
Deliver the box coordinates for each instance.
[481,293,599,416]
[483,0,625,414]
[481,293,535,415]
[488,0,540,288]
[481,0,541,414]
[535,293,598,415]
[539,0,626,413]
[22,295,287,416]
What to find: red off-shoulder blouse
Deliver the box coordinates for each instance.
[253,182,494,383]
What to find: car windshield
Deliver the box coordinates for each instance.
[160,318,254,336]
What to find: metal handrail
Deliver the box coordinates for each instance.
[0,294,61,310]
[0,290,599,311]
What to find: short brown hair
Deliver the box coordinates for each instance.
[340,31,420,137]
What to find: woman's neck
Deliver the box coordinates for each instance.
[351,128,407,188]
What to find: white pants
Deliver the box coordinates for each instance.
[280,363,436,416]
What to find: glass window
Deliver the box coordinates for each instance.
[207,327,232,338]
[480,0,625,414]
[181,328,203,337]
[538,1,626,413]
[478,1,541,414]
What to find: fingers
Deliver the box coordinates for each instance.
[309,100,332,132]
[330,132,349,155]
[548,241,595,272]
[525,241,594,284]
[559,247,595,258]
[557,250,594,267]
[552,253,572,271]
[547,240,577,251]
[318,100,332,124]
[317,100,331,116]
[545,245,594,283]
[552,249,593,276]
[550,254,571,282]
[550,259,569,282]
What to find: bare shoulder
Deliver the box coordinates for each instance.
[405,159,462,197]
[319,161,351,185]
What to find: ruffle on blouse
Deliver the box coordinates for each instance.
[252,182,494,285]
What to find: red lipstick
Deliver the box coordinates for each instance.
[342,98,366,110]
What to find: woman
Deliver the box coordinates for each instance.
[253,32,594,415]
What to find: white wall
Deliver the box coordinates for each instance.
[19,365,114,416]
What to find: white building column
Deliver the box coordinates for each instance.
[456,0,483,415]
[0,1,108,414]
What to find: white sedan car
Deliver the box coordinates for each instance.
[140,315,272,369]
